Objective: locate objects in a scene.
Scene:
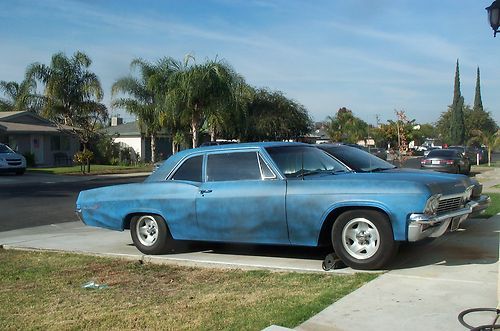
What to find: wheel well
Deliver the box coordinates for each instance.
[123,213,166,230]
[317,206,390,247]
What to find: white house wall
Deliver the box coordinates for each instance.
[113,137,143,157]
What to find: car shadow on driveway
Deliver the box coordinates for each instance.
[148,217,499,271]
[387,218,499,270]
[133,240,330,261]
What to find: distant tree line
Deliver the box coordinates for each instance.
[0,51,313,163]
[323,61,498,151]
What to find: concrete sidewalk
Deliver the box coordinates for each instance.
[295,216,499,331]
[476,166,500,193]
[0,216,498,330]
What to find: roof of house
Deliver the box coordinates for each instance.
[0,111,76,134]
[101,121,142,137]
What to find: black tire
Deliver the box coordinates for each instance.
[15,169,25,175]
[130,214,172,255]
[332,210,398,270]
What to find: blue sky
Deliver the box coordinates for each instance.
[0,0,499,125]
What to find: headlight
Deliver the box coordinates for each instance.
[424,194,441,215]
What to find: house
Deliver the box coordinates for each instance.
[101,117,172,162]
[0,111,80,166]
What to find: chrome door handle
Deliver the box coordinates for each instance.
[199,189,212,194]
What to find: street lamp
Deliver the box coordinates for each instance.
[486,0,500,37]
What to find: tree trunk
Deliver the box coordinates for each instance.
[172,140,177,155]
[192,105,200,148]
[210,126,216,142]
[488,147,491,167]
[151,134,157,163]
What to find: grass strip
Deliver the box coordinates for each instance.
[477,193,500,218]
[0,249,376,330]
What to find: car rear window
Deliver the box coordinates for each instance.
[427,150,456,157]
[172,155,203,182]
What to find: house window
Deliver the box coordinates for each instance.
[51,136,70,151]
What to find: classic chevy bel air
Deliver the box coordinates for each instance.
[76,142,481,269]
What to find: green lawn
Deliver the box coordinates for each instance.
[28,164,152,175]
[478,193,500,218]
[0,249,376,330]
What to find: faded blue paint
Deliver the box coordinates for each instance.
[195,179,288,243]
[76,142,471,246]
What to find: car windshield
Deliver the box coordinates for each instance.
[428,150,456,158]
[266,146,349,178]
[319,145,395,172]
[0,144,14,154]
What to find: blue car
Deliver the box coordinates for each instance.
[77,142,479,270]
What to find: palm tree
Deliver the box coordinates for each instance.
[112,57,178,162]
[0,77,42,112]
[166,57,236,148]
[26,51,108,172]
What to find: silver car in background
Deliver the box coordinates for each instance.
[0,143,26,175]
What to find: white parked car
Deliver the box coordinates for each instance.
[0,143,26,175]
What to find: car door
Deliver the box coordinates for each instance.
[195,150,289,244]
[163,154,204,240]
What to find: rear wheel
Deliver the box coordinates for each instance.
[332,210,398,270]
[130,215,172,255]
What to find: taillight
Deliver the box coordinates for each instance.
[445,160,454,165]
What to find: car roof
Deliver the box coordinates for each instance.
[146,141,310,182]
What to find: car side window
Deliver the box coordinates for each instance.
[207,152,261,181]
[171,155,203,182]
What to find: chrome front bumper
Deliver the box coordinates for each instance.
[408,200,477,242]
[75,208,84,223]
[470,194,491,217]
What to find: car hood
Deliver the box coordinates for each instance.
[0,152,23,158]
[305,170,470,196]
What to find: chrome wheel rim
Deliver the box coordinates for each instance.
[342,218,380,260]
[136,216,159,247]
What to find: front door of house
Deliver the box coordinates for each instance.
[31,135,44,165]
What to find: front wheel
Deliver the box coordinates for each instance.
[332,210,398,270]
[130,215,172,255]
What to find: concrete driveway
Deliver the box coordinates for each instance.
[0,216,498,330]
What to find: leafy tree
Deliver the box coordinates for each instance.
[112,57,177,161]
[27,51,108,172]
[240,88,312,142]
[449,60,465,145]
[0,77,42,112]
[325,107,368,143]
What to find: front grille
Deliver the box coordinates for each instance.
[6,158,22,166]
[437,197,462,214]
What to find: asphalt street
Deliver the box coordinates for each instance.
[0,175,146,232]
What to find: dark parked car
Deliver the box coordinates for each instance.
[78,142,483,270]
[420,149,471,174]
[368,147,387,160]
